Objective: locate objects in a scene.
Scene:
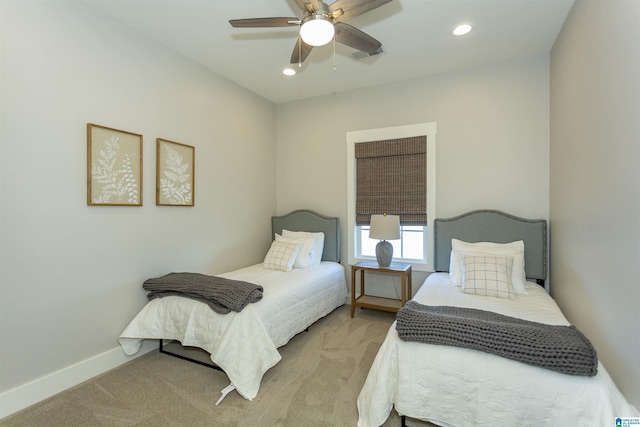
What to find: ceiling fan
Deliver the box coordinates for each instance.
[229,0,393,65]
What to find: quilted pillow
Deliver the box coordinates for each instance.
[449,239,528,294]
[263,240,301,272]
[275,233,316,269]
[460,255,516,299]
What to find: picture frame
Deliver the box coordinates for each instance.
[87,123,143,206]
[156,138,195,206]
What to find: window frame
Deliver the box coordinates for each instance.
[346,122,437,272]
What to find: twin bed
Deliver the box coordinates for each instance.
[357,210,638,426]
[118,208,637,424]
[119,210,346,402]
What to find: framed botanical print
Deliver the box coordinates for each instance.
[87,123,142,206]
[156,138,195,206]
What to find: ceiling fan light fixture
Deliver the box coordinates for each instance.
[300,15,335,46]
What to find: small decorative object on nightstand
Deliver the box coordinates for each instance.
[369,213,400,267]
[350,261,412,318]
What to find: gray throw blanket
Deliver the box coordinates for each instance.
[143,272,263,314]
[396,301,598,376]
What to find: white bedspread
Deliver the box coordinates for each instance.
[357,273,639,426]
[119,262,346,400]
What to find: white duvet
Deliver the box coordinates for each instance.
[119,262,346,401]
[357,273,639,426]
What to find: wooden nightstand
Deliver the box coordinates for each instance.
[350,261,412,318]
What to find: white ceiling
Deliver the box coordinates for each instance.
[83,0,574,104]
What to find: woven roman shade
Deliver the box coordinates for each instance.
[355,136,427,226]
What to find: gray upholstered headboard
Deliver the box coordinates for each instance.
[434,210,547,283]
[271,210,341,263]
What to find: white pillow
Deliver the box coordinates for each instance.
[275,233,315,269]
[460,255,516,299]
[263,240,301,272]
[449,239,527,294]
[282,229,325,266]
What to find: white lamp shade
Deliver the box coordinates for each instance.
[300,16,335,46]
[369,214,400,240]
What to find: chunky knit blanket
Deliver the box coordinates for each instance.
[143,272,263,314]
[396,301,598,376]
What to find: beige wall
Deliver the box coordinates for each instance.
[0,1,276,414]
[276,55,551,292]
[3,0,637,417]
[550,0,640,408]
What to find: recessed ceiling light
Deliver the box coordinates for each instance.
[452,23,473,36]
[282,68,296,77]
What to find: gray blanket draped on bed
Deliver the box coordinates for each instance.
[143,272,263,314]
[396,301,598,376]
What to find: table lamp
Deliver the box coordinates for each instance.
[369,213,400,267]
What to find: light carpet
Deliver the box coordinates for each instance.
[1,305,434,427]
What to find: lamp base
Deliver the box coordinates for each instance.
[375,240,393,268]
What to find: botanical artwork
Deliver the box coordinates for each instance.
[87,124,142,206]
[156,138,194,206]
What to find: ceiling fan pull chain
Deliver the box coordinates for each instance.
[333,35,336,71]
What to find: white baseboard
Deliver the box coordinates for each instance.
[0,341,156,419]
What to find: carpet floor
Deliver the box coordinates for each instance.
[1,305,434,427]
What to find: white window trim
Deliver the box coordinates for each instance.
[346,122,437,272]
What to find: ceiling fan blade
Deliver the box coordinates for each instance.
[290,37,314,64]
[334,22,382,55]
[330,0,393,21]
[293,0,322,13]
[229,17,300,28]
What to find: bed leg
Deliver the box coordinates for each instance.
[401,415,406,427]
[158,339,224,372]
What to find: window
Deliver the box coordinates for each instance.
[358,224,426,260]
[346,123,436,272]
